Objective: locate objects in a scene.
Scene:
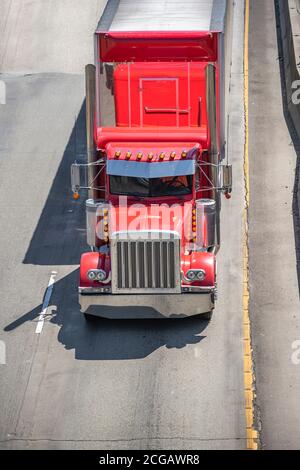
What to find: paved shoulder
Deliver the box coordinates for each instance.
[249,0,300,450]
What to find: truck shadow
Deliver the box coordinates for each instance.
[4,269,209,360]
[22,100,88,266]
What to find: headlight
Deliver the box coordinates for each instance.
[186,270,196,281]
[196,269,206,281]
[87,269,107,282]
[185,269,206,282]
[87,270,97,281]
[96,269,107,282]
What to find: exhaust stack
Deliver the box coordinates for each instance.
[85,64,96,200]
[206,63,220,252]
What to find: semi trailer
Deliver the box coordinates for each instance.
[71,0,233,320]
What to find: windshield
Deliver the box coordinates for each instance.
[109,175,193,197]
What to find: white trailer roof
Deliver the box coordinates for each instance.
[97,0,227,33]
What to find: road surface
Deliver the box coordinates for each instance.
[249,0,300,450]
[0,0,247,450]
[4,0,300,451]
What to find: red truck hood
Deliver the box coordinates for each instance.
[109,201,193,240]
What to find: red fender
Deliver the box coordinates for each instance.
[181,251,215,287]
[79,252,111,287]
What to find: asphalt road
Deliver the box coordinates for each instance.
[0,0,246,450]
[249,0,300,449]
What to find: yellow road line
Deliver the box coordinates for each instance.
[243,0,258,450]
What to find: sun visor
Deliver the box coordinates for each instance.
[107,159,196,178]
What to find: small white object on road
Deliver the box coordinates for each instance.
[35,271,57,334]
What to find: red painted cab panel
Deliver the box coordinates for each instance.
[113,62,208,128]
[98,31,218,63]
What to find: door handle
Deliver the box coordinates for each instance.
[144,106,190,114]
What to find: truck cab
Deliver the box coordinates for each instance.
[71,0,233,319]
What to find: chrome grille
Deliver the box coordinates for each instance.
[111,237,181,294]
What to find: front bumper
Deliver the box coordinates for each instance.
[79,289,215,319]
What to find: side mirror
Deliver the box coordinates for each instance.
[70,159,105,198]
[71,163,80,193]
[220,164,232,194]
[71,161,88,194]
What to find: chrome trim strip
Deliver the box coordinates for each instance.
[181,286,215,293]
[79,285,215,295]
[106,159,196,178]
[111,230,180,240]
[79,286,111,294]
[79,286,214,295]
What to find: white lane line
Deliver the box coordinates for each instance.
[35,271,57,334]
[194,347,201,358]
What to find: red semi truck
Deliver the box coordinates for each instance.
[71,0,233,320]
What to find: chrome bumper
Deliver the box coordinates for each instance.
[79,289,215,319]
